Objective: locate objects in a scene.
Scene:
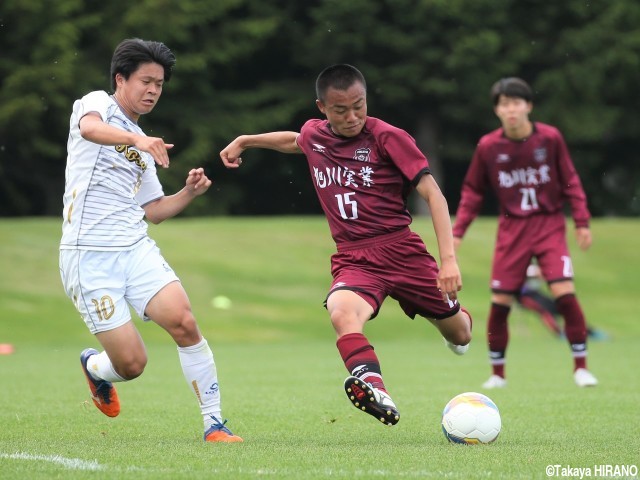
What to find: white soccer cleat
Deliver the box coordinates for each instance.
[574,368,598,387]
[444,337,469,355]
[482,374,507,389]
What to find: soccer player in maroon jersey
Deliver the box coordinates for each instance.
[221,64,473,426]
[452,77,598,388]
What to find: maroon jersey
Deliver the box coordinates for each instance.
[297,116,430,245]
[453,122,590,238]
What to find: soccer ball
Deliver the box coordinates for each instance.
[441,392,501,444]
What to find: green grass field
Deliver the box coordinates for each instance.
[0,217,638,479]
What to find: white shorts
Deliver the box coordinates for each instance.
[59,237,179,334]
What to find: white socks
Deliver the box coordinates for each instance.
[86,351,125,382]
[177,338,222,430]
[86,338,223,431]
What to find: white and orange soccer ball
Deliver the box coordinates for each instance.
[441,392,501,444]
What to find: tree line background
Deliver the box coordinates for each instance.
[1,0,639,218]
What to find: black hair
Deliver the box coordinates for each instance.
[315,64,366,102]
[490,77,533,105]
[110,38,176,91]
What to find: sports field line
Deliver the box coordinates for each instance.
[0,451,105,470]
[0,454,504,479]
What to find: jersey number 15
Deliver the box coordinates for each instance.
[335,192,359,220]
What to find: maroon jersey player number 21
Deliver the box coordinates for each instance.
[452,77,598,389]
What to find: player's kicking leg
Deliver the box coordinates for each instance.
[329,290,400,425]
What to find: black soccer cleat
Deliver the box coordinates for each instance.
[344,376,400,426]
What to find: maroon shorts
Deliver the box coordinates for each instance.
[328,228,460,320]
[491,213,573,293]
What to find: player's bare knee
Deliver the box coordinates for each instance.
[116,357,147,380]
[453,311,472,345]
[456,330,472,346]
[120,366,144,380]
[168,311,200,345]
[330,308,355,328]
[442,327,471,347]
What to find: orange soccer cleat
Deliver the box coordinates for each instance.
[204,417,243,443]
[80,348,120,417]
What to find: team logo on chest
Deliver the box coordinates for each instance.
[533,147,547,162]
[353,147,371,162]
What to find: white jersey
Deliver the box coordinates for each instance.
[60,90,164,251]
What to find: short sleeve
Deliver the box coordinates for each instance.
[76,90,111,122]
[135,161,164,207]
[378,127,430,183]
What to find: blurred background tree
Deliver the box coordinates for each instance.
[1,0,638,217]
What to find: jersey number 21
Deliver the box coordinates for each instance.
[520,187,539,211]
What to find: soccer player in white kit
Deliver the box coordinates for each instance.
[59,38,242,442]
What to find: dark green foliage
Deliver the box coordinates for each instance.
[1,0,638,216]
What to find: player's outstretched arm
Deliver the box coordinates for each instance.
[416,174,462,302]
[220,132,302,168]
[143,168,211,224]
[79,113,173,168]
